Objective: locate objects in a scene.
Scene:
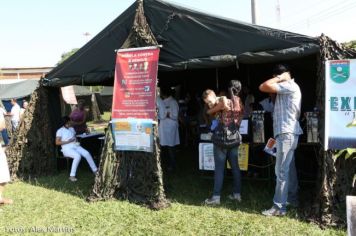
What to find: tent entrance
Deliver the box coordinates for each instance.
[156,54,319,183]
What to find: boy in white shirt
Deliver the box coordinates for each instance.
[8,99,21,131]
[56,116,98,182]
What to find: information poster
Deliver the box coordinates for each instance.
[199,143,215,170]
[199,143,249,171]
[112,46,160,120]
[112,118,154,152]
[227,143,249,171]
[325,59,356,150]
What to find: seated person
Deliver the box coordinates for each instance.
[70,100,88,135]
[56,116,97,182]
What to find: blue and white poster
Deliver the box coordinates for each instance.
[325,59,356,150]
[112,118,154,152]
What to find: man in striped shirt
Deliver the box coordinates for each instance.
[259,64,303,216]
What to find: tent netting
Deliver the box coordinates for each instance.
[87,0,168,210]
[6,83,57,180]
[304,34,356,227]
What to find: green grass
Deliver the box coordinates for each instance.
[0,149,346,236]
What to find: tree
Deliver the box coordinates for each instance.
[57,48,79,65]
[342,40,356,50]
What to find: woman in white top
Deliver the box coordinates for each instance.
[157,87,180,171]
[56,116,97,182]
[0,115,13,205]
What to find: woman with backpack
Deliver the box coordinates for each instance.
[202,80,244,205]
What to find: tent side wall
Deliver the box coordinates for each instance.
[6,85,62,179]
[309,35,356,226]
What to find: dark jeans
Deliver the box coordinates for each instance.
[1,129,9,146]
[161,146,176,170]
[213,145,241,196]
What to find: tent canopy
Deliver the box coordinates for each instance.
[0,79,40,100]
[44,0,319,87]
[100,86,113,96]
[73,85,92,96]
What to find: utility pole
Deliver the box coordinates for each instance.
[83,32,92,92]
[83,32,91,43]
[276,0,281,25]
[251,0,258,24]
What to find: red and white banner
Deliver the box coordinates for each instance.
[112,46,160,120]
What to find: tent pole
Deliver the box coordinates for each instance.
[247,65,251,87]
[216,68,219,92]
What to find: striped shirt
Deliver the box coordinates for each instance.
[273,79,303,137]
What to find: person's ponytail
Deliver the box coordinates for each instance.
[228,80,242,98]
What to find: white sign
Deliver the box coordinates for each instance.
[199,143,215,170]
[112,118,154,152]
[199,143,249,171]
[239,119,249,135]
[325,59,356,150]
[61,86,77,105]
[114,132,150,148]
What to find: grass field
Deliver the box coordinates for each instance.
[0,148,346,235]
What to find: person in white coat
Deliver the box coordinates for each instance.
[157,87,180,171]
[56,116,98,182]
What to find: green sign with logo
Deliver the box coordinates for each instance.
[330,60,350,83]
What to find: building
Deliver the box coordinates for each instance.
[0,67,53,80]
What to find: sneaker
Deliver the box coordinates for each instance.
[262,206,286,217]
[228,193,241,202]
[69,176,77,182]
[204,196,220,205]
[0,198,13,205]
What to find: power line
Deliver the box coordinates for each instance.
[280,0,335,23]
[289,3,356,32]
[289,3,356,33]
[284,0,356,30]
[263,0,337,26]
[284,0,354,29]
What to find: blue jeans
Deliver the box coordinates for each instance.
[213,145,241,196]
[1,129,9,146]
[273,133,299,212]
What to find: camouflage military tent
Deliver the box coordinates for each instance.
[7,0,356,223]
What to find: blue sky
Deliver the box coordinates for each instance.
[0,0,355,67]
